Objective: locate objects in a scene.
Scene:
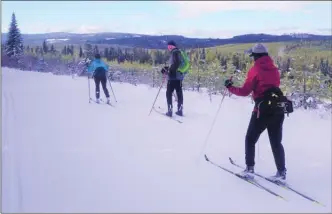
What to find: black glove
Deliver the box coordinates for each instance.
[161,66,169,75]
[224,79,233,88]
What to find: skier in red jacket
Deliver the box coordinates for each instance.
[225,43,287,182]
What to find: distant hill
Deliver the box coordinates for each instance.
[1,32,331,49]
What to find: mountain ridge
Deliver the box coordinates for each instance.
[2,32,331,49]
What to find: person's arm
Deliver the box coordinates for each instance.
[168,50,181,78]
[87,60,96,73]
[228,68,257,97]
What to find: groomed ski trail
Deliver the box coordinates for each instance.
[2,68,331,213]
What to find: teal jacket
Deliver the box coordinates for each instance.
[87,59,109,74]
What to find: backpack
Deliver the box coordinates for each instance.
[177,50,191,74]
[256,87,294,118]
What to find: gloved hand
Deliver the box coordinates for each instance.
[224,79,233,88]
[161,66,169,75]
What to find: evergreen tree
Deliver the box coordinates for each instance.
[104,47,109,59]
[79,46,83,58]
[1,44,5,55]
[50,44,55,53]
[42,40,48,53]
[62,46,67,55]
[5,12,23,57]
[66,46,71,55]
[200,48,206,60]
[70,45,74,56]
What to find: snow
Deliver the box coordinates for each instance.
[105,37,115,40]
[2,67,331,213]
[46,38,70,43]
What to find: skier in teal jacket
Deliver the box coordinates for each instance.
[87,54,110,104]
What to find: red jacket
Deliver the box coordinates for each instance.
[228,56,280,101]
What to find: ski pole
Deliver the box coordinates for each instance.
[199,76,233,159]
[148,74,166,116]
[88,76,91,103]
[107,76,117,102]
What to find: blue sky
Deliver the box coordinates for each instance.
[2,1,331,38]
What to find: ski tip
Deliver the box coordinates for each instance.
[204,154,209,162]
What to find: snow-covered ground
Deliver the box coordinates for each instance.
[2,67,331,213]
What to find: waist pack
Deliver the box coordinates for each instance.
[255,87,293,118]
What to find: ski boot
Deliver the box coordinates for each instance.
[269,169,286,184]
[106,97,111,105]
[166,105,173,117]
[175,105,183,116]
[238,166,255,180]
[96,92,100,103]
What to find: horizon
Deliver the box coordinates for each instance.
[1,31,331,41]
[2,1,331,39]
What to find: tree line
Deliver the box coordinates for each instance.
[2,12,332,110]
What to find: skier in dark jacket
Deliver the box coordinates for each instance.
[224,43,287,182]
[87,53,110,104]
[161,40,185,117]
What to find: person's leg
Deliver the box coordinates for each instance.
[166,80,175,116]
[267,114,286,179]
[94,76,101,100]
[175,80,183,115]
[100,75,110,98]
[245,112,268,169]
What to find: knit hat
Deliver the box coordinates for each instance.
[167,40,177,47]
[246,43,268,56]
[95,53,101,59]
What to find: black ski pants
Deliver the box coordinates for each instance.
[94,73,109,99]
[245,111,286,172]
[166,80,183,110]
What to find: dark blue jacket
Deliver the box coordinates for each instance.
[168,48,184,81]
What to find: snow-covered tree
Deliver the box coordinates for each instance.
[5,13,23,57]
[83,43,94,60]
